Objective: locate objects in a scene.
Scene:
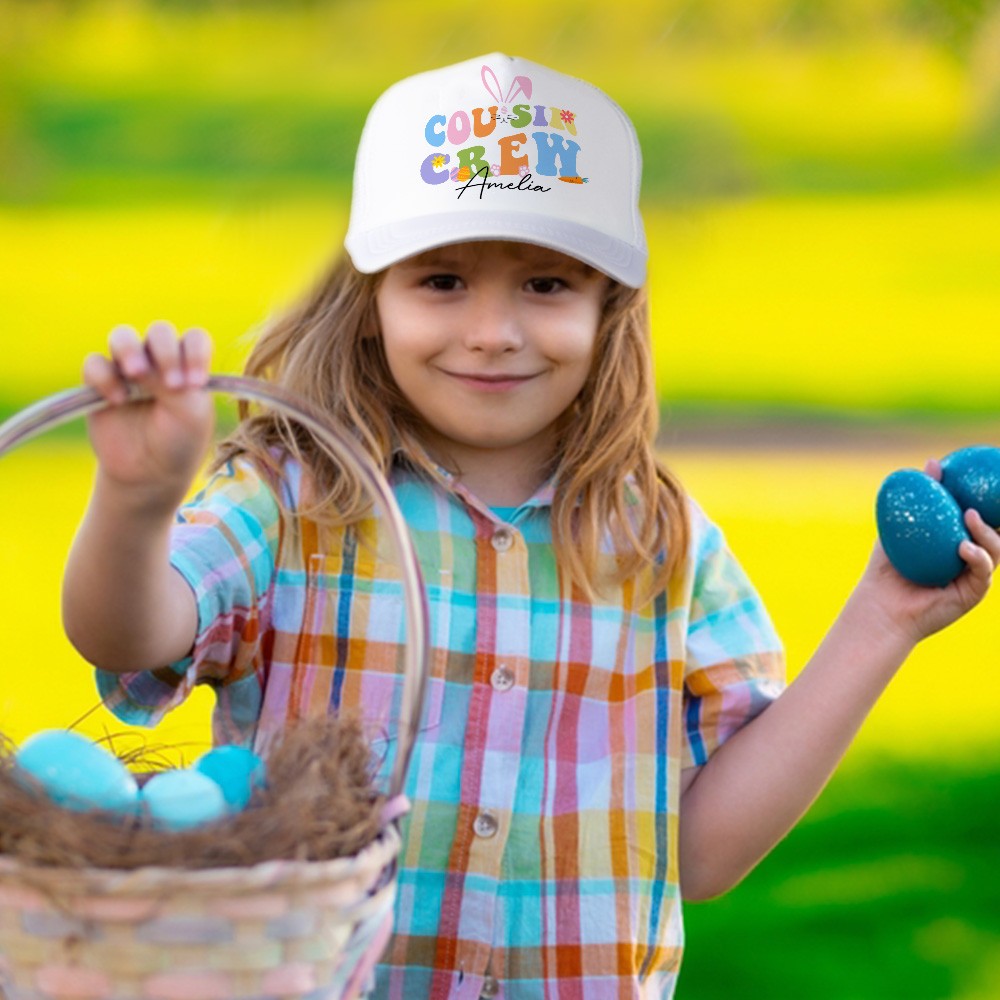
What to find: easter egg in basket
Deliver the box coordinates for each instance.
[14,729,139,815]
[140,768,229,830]
[195,744,266,811]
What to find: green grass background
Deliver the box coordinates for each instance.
[2,1,1000,996]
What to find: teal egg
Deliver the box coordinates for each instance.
[194,745,266,812]
[940,445,1000,528]
[14,729,139,815]
[140,770,228,831]
[876,468,970,587]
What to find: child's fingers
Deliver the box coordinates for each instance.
[144,320,184,389]
[107,324,148,381]
[921,464,998,588]
[958,537,994,588]
[83,352,129,405]
[956,507,997,592]
[178,327,212,387]
[102,320,206,398]
[965,508,1000,568]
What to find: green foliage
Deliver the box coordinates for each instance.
[6,88,365,203]
[901,0,1000,48]
[683,753,1000,999]
[2,0,999,206]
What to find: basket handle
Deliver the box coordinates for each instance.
[0,374,430,802]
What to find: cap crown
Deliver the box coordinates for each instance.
[345,53,647,286]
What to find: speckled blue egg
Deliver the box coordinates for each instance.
[140,769,228,831]
[194,746,266,812]
[14,730,138,815]
[876,468,970,587]
[940,445,1000,528]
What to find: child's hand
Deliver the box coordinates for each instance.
[854,458,1000,648]
[82,321,215,513]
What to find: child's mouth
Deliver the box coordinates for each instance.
[445,371,538,392]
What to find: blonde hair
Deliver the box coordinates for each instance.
[215,253,689,603]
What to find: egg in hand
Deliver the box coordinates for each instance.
[876,468,970,588]
[940,445,1000,528]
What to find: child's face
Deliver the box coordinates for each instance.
[376,240,608,474]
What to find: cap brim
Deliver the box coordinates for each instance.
[346,210,647,288]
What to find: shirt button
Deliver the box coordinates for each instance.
[473,811,499,839]
[491,664,515,692]
[491,528,513,552]
[480,976,500,998]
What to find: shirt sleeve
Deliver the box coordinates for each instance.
[96,456,282,731]
[682,500,785,769]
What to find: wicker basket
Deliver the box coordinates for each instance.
[0,376,430,1000]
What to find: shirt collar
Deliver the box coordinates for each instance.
[391,441,557,515]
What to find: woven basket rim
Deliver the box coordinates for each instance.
[0,822,401,894]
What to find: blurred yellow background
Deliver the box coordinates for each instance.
[2,1,999,996]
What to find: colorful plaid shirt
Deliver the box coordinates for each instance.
[98,452,785,1000]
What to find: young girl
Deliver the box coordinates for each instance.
[63,54,998,999]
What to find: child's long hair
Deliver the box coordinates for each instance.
[215,253,689,603]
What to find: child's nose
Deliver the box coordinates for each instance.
[462,291,523,353]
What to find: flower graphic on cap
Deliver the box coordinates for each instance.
[432,155,446,170]
[518,165,529,177]
[490,163,500,176]
[560,109,576,125]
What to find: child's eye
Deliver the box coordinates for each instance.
[526,277,567,295]
[424,274,463,292]
[527,278,569,295]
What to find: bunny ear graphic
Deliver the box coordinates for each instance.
[481,64,504,103]
[504,74,533,104]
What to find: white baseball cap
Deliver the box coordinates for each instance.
[344,52,648,287]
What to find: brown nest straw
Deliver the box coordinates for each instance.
[0,715,386,871]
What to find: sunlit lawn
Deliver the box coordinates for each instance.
[0,445,215,758]
[649,190,1000,414]
[0,201,347,408]
[4,192,1000,418]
